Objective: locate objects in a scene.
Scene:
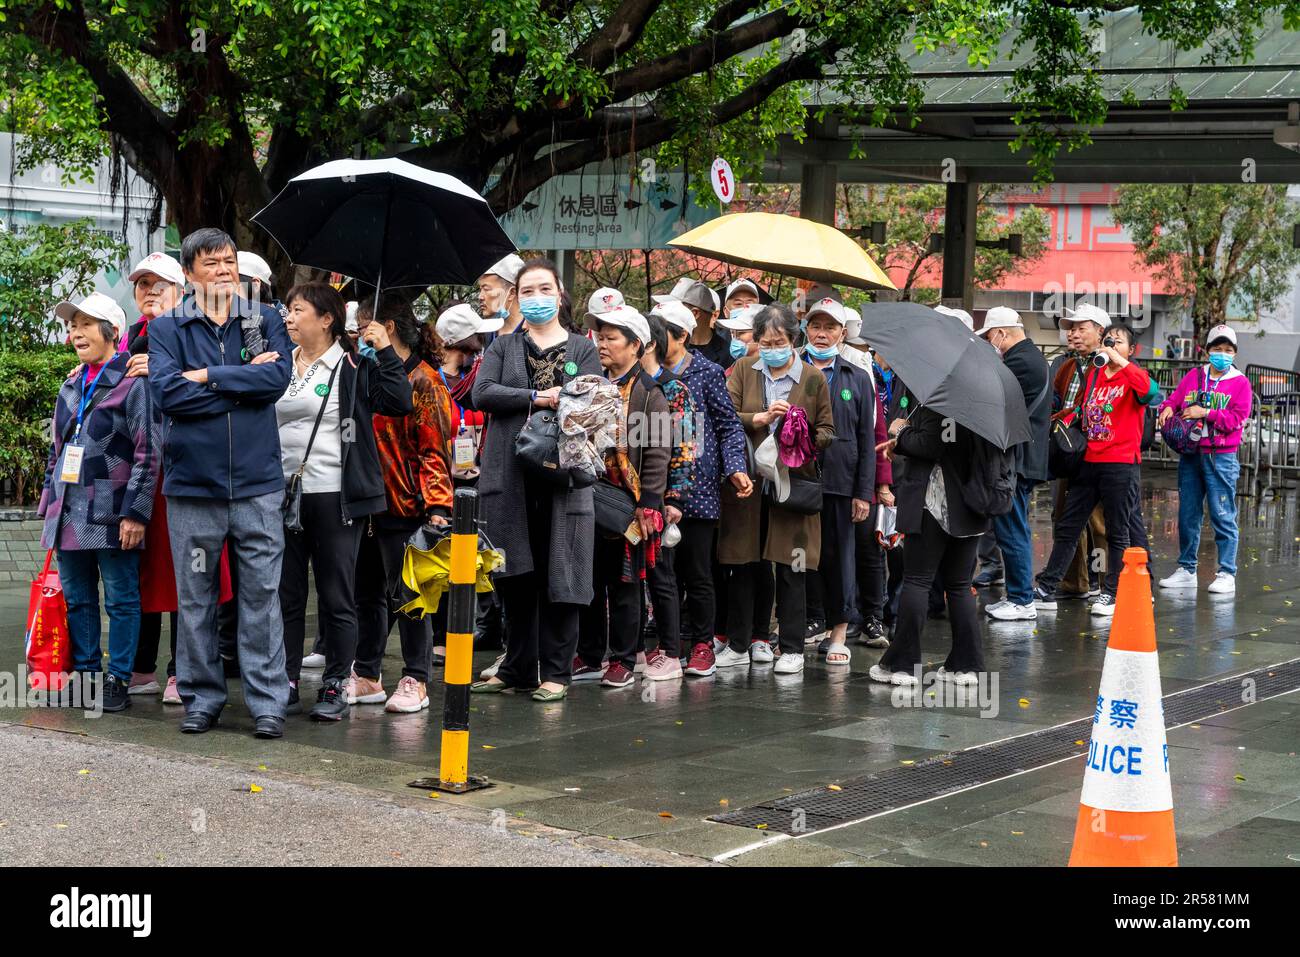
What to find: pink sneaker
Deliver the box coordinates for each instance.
[384,676,429,713]
[642,650,682,681]
[162,675,182,705]
[348,671,386,705]
[128,672,160,695]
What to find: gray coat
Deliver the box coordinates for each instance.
[472,331,603,605]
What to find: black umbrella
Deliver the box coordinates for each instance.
[859,302,1031,450]
[251,157,516,311]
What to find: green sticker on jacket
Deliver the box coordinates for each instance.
[900,396,909,408]
[314,383,330,397]
[563,361,578,376]
[241,348,250,361]
[840,388,852,401]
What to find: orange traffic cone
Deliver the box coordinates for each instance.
[1069,547,1178,866]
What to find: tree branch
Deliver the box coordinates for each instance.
[571,0,664,73]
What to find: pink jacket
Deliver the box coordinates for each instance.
[1159,365,1253,454]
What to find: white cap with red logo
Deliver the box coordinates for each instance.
[128,252,185,288]
[804,297,848,325]
[54,291,128,340]
[1205,324,1237,347]
[586,287,626,318]
[587,304,651,344]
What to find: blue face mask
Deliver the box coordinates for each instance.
[358,342,378,360]
[519,296,557,325]
[729,308,748,323]
[806,342,838,361]
[729,337,749,360]
[760,346,793,367]
[1208,351,1234,372]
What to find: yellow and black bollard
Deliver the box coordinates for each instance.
[409,487,492,794]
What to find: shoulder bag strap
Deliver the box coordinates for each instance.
[294,360,340,477]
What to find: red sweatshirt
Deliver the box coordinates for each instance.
[1078,361,1157,464]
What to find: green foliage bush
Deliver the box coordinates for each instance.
[0,344,75,504]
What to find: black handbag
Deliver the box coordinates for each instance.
[283,360,339,531]
[514,408,597,489]
[1048,370,1092,480]
[768,463,824,515]
[593,480,637,536]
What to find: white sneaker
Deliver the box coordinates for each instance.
[1158,567,1197,589]
[480,653,505,681]
[936,667,979,686]
[986,601,1037,621]
[749,640,775,664]
[714,646,750,668]
[1207,572,1236,594]
[773,653,805,675]
[868,664,918,686]
[302,653,326,669]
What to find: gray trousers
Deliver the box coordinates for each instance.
[168,493,289,720]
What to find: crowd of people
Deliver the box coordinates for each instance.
[36,226,1253,734]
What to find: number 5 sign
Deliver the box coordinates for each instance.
[710,157,735,205]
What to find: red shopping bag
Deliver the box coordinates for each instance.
[25,550,71,692]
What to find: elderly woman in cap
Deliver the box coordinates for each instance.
[716,303,833,675]
[40,293,160,713]
[718,302,761,368]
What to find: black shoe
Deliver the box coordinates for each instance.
[803,619,828,643]
[860,616,890,648]
[310,680,349,721]
[253,716,284,739]
[101,674,130,713]
[844,621,863,641]
[1032,584,1059,611]
[180,711,219,734]
[972,566,1005,587]
[286,684,302,715]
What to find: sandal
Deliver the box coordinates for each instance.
[470,679,512,694]
[825,643,852,665]
[531,687,568,702]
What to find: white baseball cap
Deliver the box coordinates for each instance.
[934,304,974,332]
[55,291,127,340]
[724,278,760,303]
[1061,302,1112,330]
[651,277,696,305]
[1205,324,1237,347]
[586,287,625,318]
[844,308,867,345]
[127,252,185,288]
[483,253,525,286]
[437,302,504,343]
[718,302,762,331]
[588,304,651,344]
[803,297,848,326]
[237,251,273,286]
[650,299,697,335]
[976,305,1024,336]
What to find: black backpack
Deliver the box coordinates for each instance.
[961,435,1016,516]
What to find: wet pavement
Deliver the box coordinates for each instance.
[2,469,1298,866]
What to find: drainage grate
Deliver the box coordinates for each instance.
[710,659,1300,834]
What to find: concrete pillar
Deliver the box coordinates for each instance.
[940,182,978,312]
[799,164,838,225]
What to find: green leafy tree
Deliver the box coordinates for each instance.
[1,1,1284,282]
[841,183,1049,303]
[1113,184,1300,344]
[0,344,74,504]
[0,219,129,349]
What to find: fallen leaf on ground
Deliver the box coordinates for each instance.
[481,745,496,750]
[77,769,90,775]
[900,760,915,766]
[1018,698,1031,708]
[248,784,263,793]
[828,784,842,791]
[755,823,769,830]
[257,765,268,771]
[658,812,674,818]
[719,799,729,806]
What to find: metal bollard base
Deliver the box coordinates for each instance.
[408,774,493,794]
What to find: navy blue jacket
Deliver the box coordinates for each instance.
[148,296,293,499]
[809,354,875,500]
[677,352,748,521]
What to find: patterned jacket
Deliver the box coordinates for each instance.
[677,352,747,520]
[372,353,454,520]
[39,352,160,550]
[654,367,696,508]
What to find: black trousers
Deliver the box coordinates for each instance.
[856,507,885,623]
[806,570,825,624]
[280,491,365,684]
[642,545,682,658]
[496,478,581,687]
[1038,461,1139,597]
[132,611,178,678]
[675,517,717,649]
[726,561,806,656]
[578,535,643,671]
[817,494,856,627]
[354,515,433,684]
[880,511,984,675]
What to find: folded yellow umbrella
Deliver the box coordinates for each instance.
[398,535,505,618]
[668,212,896,290]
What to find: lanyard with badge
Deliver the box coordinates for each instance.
[60,364,109,484]
[438,368,481,472]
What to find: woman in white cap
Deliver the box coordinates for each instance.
[1156,324,1252,594]
[39,293,160,713]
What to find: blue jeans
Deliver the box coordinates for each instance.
[56,548,142,681]
[1177,451,1240,575]
[992,477,1036,605]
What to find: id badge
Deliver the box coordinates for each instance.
[454,429,476,470]
[60,444,85,484]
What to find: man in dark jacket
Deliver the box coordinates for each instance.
[148,227,293,739]
[976,307,1050,621]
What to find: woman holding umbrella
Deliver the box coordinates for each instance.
[470,259,603,701]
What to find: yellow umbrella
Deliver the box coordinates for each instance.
[668,212,896,290]
[398,534,505,618]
